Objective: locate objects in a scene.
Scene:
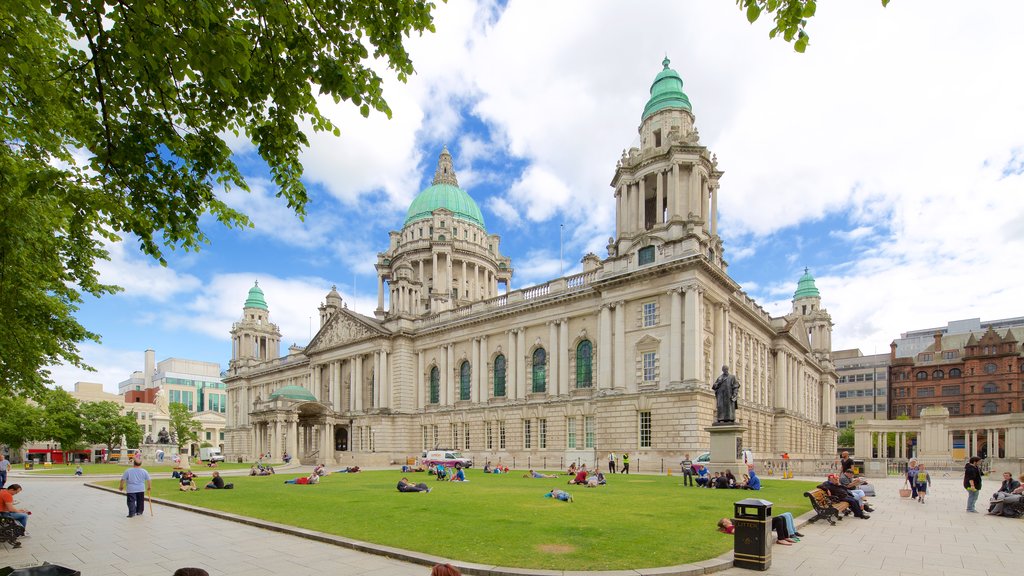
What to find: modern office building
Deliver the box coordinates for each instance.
[832,349,889,429]
[223,58,839,467]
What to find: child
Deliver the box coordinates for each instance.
[915,464,932,503]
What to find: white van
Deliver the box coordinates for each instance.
[199,447,224,463]
[420,449,473,468]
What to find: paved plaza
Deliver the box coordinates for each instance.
[1,473,1022,575]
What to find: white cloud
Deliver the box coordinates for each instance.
[94,237,202,301]
[220,178,341,250]
[47,344,142,394]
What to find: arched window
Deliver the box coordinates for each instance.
[916,371,928,380]
[932,370,944,379]
[532,348,547,393]
[983,382,998,394]
[576,340,593,388]
[493,355,506,397]
[459,361,471,401]
[429,367,440,404]
[984,362,998,374]
[983,400,999,414]
[949,368,962,377]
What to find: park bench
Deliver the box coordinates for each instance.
[0,516,25,548]
[804,488,850,525]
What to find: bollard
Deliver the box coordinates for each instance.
[732,498,773,571]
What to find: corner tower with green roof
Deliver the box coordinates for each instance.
[791,268,833,361]
[229,281,282,370]
[606,57,725,276]
[375,148,513,319]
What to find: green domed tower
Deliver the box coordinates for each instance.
[229,281,282,370]
[376,148,513,319]
[792,268,833,359]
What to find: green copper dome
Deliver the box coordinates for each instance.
[403,147,486,230]
[268,385,317,402]
[642,57,692,121]
[793,268,821,299]
[244,281,268,310]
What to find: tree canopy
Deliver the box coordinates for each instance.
[169,402,203,450]
[81,400,143,451]
[0,0,439,398]
[737,0,891,52]
[0,395,42,452]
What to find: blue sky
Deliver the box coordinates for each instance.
[53,1,1024,392]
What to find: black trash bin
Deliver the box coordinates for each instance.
[0,564,81,576]
[733,498,773,571]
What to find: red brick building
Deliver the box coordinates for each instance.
[889,327,1023,420]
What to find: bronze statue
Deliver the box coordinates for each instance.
[712,365,740,423]
[157,427,171,444]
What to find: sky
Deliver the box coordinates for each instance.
[51,0,1024,393]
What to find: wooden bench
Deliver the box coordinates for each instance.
[0,516,25,548]
[804,488,850,525]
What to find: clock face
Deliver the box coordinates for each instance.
[984,362,998,374]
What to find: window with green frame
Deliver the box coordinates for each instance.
[493,355,506,397]
[429,366,440,404]
[459,361,471,401]
[638,245,655,265]
[532,348,547,393]
[576,340,593,388]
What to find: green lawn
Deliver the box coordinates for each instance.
[30,462,271,475]
[99,470,816,570]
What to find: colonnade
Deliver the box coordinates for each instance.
[615,163,717,236]
[251,417,335,462]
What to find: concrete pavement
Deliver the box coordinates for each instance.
[1,474,1021,575]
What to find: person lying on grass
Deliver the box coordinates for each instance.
[284,472,320,485]
[544,488,573,502]
[397,477,431,493]
[524,469,558,479]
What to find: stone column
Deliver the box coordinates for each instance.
[431,253,438,293]
[559,319,569,395]
[446,344,455,405]
[377,275,384,311]
[322,422,333,462]
[713,303,724,376]
[471,338,480,403]
[479,335,488,401]
[381,349,389,409]
[683,285,699,381]
[289,418,299,460]
[272,418,281,461]
[700,179,709,230]
[416,351,424,408]
[655,170,664,224]
[669,164,679,220]
[669,289,682,384]
[548,322,558,395]
[615,186,623,235]
[507,330,518,398]
[311,364,320,397]
[711,183,719,236]
[689,167,700,219]
[599,305,612,389]
[354,355,363,411]
[516,329,527,399]
[614,301,626,389]
[637,178,646,230]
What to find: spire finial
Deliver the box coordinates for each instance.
[662,55,671,69]
[254,279,259,287]
[804,267,809,274]
[431,147,459,187]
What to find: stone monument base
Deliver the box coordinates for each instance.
[705,423,747,474]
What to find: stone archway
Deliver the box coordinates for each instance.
[335,427,349,451]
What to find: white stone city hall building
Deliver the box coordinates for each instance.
[224,59,838,468]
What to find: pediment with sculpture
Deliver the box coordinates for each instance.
[306,310,387,353]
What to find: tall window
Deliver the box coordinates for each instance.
[463,423,470,450]
[584,416,595,448]
[532,348,547,393]
[523,419,532,449]
[983,400,998,414]
[432,425,438,447]
[429,367,440,404]
[640,411,652,448]
[983,382,998,393]
[576,341,593,388]
[459,361,471,401]
[422,426,428,450]
[643,352,657,382]
[451,424,458,449]
[643,302,657,327]
[567,417,577,449]
[486,422,493,450]
[499,421,506,449]
[493,355,507,397]
[539,419,547,449]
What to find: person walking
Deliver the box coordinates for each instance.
[681,454,694,487]
[964,456,983,513]
[905,458,920,499]
[0,454,9,489]
[621,453,630,474]
[607,452,617,474]
[119,458,152,518]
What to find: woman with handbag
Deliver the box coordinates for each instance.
[904,458,919,499]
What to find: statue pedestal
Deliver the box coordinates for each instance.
[706,423,747,474]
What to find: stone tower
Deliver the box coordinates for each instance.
[229,281,282,371]
[792,268,833,363]
[606,57,725,273]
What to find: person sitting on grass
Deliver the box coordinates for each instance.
[567,462,578,476]
[694,465,709,487]
[724,469,737,488]
[585,471,608,487]
[397,477,431,493]
[179,471,198,491]
[544,488,573,502]
[525,469,558,479]
[449,465,467,482]
[568,465,588,485]
[739,465,761,490]
[205,471,225,489]
[284,472,320,485]
[434,463,448,481]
